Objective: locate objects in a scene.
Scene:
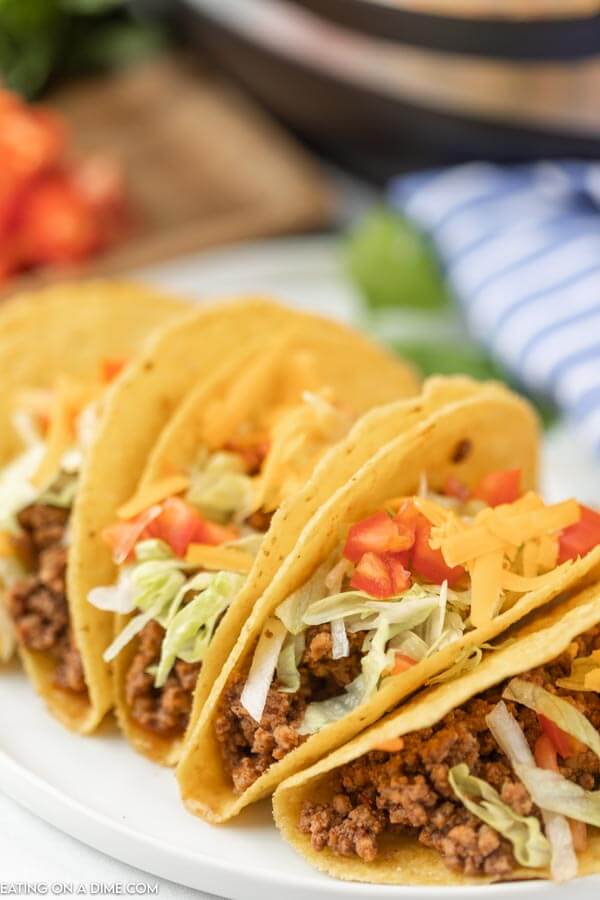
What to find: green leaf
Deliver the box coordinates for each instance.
[346,208,448,312]
[391,339,501,381]
[59,0,124,14]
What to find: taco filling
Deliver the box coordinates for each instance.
[296,622,600,880]
[215,471,600,794]
[92,387,352,737]
[1,363,123,688]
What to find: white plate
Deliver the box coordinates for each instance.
[1,236,599,899]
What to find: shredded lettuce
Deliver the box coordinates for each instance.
[388,631,428,661]
[88,566,137,614]
[103,598,168,663]
[302,591,381,626]
[449,764,551,869]
[486,701,578,882]
[101,560,187,662]
[275,561,330,635]
[155,570,244,686]
[187,450,254,524]
[96,530,243,677]
[135,539,173,562]
[277,632,305,693]
[11,409,42,449]
[423,579,447,646]
[515,764,600,827]
[299,620,391,734]
[241,617,287,722]
[427,646,483,686]
[38,471,78,509]
[76,402,99,450]
[0,443,45,531]
[504,678,600,760]
[60,448,83,474]
[331,617,349,659]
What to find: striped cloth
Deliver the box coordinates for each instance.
[388,161,600,455]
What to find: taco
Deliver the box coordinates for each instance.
[86,327,420,764]
[176,382,600,822]
[0,282,187,729]
[273,582,600,884]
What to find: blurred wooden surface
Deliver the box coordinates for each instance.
[3,56,331,297]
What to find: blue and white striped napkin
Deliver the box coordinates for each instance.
[388,161,600,455]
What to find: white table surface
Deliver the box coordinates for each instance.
[0,791,203,898]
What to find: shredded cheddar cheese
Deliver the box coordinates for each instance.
[253,388,351,514]
[417,491,582,628]
[373,737,405,753]
[185,543,254,574]
[117,475,190,519]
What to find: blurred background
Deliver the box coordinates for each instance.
[1,0,600,492]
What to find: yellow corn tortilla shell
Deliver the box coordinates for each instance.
[273,581,600,885]
[0,282,187,463]
[109,321,422,765]
[0,281,188,731]
[72,298,418,746]
[176,381,598,822]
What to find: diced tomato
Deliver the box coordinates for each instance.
[101,358,127,383]
[558,505,600,563]
[444,475,470,502]
[350,551,393,598]
[193,517,239,546]
[223,437,271,475]
[146,497,206,558]
[473,468,521,507]
[101,505,162,564]
[145,497,239,556]
[0,98,65,181]
[534,733,559,772]
[0,235,21,285]
[390,653,416,675]
[18,174,99,265]
[538,713,574,758]
[0,170,28,237]
[349,549,411,598]
[374,737,405,753]
[381,551,412,593]
[344,511,410,563]
[411,515,465,587]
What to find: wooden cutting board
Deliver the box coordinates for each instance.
[4,55,331,294]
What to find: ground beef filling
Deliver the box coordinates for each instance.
[7,504,86,694]
[125,619,201,736]
[215,624,366,794]
[298,625,600,877]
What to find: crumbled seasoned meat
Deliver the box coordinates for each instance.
[7,504,87,694]
[124,619,200,736]
[223,438,270,476]
[246,509,274,533]
[54,632,87,693]
[215,624,366,793]
[298,624,600,877]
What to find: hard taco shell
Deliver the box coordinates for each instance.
[273,581,600,885]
